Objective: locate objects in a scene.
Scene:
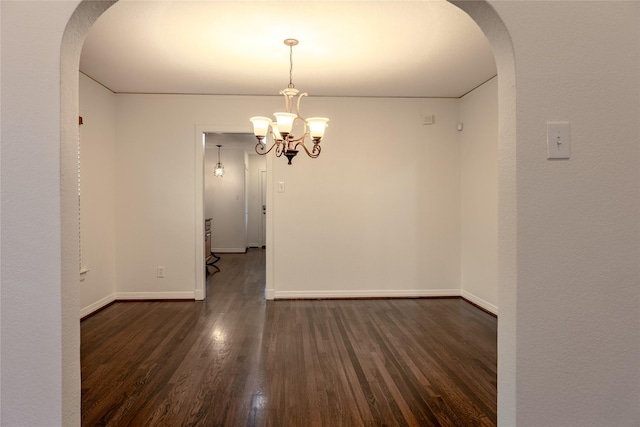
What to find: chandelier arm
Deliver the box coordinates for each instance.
[255,141,279,156]
[292,133,307,150]
[298,141,321,158]
[280,90,292,113]
[291,116,307,140]
[296,92,308,116]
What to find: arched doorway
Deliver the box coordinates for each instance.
[450,3,516,423]
[60,1,516,424]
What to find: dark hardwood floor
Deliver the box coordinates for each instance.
[81,249,497,426]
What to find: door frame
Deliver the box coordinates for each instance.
[260,169,267,248]
[194,125,273,300]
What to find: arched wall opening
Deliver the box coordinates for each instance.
[450,3,516,424]
[60,1,516,425]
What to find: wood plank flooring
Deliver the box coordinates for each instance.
[81,249,497,426]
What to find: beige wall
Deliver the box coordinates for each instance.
[247,155,267,247]
[460,77,499,313]
[204,142,248,252]
[79,73,117,316]
[486,1,640,424]
[79,78,499,311]
[111,94,462,299]
[272,97,463,297]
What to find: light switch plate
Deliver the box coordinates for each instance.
[278,181,285,193]
[547,121,571,159]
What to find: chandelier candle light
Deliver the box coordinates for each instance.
[250,39,329,165]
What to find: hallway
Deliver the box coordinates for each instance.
[81,249,496,426]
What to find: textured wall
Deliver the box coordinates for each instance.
[466,1,640,425]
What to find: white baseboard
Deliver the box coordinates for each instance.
[212,247,246,253]
[273,289,461,299]
[194,289,205,301]
[271,288,497,315]
[80,291,196,319]
[80,293,117,318]
[80,288,496,318]
[461,289,498,315]
[115,291,196,300]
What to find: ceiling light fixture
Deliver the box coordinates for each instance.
[250,39,329,165]
[214,144,225,177]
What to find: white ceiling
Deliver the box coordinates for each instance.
[205,132,257,153]
[80,0,496,98]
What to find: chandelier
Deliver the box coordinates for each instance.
[213,144,224,178]
[250,39,329,165]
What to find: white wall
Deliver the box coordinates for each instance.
[486,1,640,425]
[112,94,462,299]
[79,73,117,316]
[271,97,462,298]
[80,77,496,308]
[247,155,267,247]
[204,142,247,252]
[112,94,199,298]
[1,1,639,426]
[1,2,80,423]
[459,77,498,313]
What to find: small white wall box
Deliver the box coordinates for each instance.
[547,121,571,159]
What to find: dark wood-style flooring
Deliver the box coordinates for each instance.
[81,249,497,426]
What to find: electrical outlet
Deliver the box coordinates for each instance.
[157,266,165,278]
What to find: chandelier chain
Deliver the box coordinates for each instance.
[288,44,295,89]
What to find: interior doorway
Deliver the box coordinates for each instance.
[200,132,268,298]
